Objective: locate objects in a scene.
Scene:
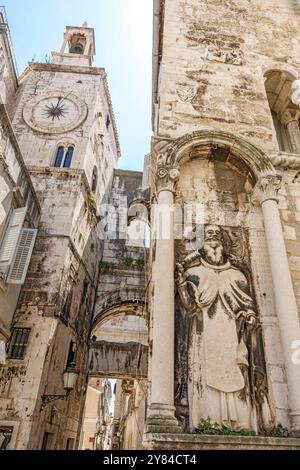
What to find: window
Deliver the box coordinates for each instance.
[265,70,300,153]
[271,111,292,153]
[0,208,37,285]
[41,432,52,450]
[62,289,73,322]
[106,114,110,129]
[0,426,13,450]
[66,438,75,450]
[91,167,98,192]
[54,145,74,169]
[66,341,76,367]
[54,146,64,167]
[81,280,89,307]
[9,328,30,359]
[63,147,74,168]
[0,207,26,269]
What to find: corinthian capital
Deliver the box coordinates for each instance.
[156,166,180,192]
[280,108,300,126]
[254,175,282,204]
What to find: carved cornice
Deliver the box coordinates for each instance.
[269,152,300,170]
[253,175,282,204]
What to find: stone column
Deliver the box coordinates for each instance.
[256,175,300,434]
[146,166,181,434]
[281,109,300,154]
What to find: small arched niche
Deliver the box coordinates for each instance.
[264,69,300,153]
[68,33,86,54]
[175,143,257,234]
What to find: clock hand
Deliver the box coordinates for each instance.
[57,91,72,107]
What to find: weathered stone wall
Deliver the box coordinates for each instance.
[0,12,18,110]
[154,0,300,322]
[95,170,148,325]
[156,0,300,150]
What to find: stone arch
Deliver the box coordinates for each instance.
[90,288,148,379]
[161,130,276,180]
[93,287,146,330]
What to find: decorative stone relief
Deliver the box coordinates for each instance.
[176,84,197,103]
[185,26,244,66]
[157,166,180,192]
[175,224,275,434]
[253,175,282,204]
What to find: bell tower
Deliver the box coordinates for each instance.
[52,22,95,66]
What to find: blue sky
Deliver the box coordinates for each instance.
[3,0,153,171]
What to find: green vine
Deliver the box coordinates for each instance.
[99,261,115,274]
[195,419,255,436]
[123,255,145,271]
[267,425,289,438]
[86,191,97,225]
[195,419,289,438]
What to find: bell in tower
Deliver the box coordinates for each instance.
[52,22,96,67]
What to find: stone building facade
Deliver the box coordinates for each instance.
[0,16,121,450]
[0,8,40,366]
[145,0,300,449]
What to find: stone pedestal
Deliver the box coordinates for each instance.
[143,433,300,450]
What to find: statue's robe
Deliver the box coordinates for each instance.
[183,257,259,431]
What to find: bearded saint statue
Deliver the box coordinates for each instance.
[176,224,274,434]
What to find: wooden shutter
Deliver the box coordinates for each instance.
[7,228,37,284]
[0,207,26,267]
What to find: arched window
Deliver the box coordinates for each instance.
[91,166,98,192]
[265,70,300,153]
[54,146,65,168]
[53,145,75,169]
[271,111,292,153]
[69,43,84,54]
[63,147,74,168]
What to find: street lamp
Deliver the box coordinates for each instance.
[41,362,79,408]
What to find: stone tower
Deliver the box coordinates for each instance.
[144,0,300,449]
[0,23,120,449]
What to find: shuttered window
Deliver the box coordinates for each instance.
[7,228,37,284]
[0,207,26,268]
[9,328,30,359]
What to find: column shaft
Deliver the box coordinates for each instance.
[262,198,300,432]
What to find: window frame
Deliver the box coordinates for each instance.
[8,327,31,360]
[53,144,75,169]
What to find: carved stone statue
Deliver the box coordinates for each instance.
[176,224,274,434]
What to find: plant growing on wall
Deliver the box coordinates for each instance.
[86,191,97,225]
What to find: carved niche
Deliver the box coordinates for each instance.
[173,151,274,434]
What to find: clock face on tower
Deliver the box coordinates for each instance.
[23,91,88,134]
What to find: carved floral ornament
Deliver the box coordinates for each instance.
[253,175,282,204]
[156,166,180,191]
